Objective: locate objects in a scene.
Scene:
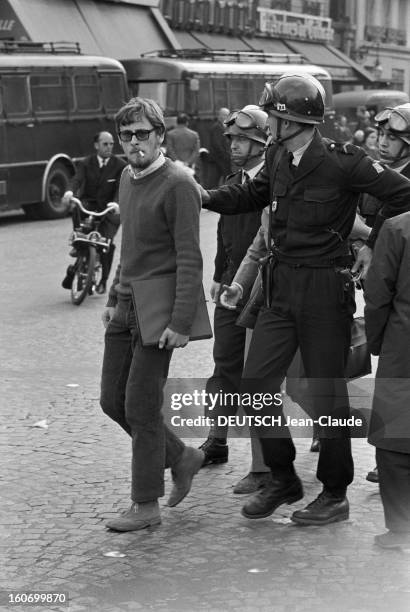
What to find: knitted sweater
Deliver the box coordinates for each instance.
[107,158,203,335]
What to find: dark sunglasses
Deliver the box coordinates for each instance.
[118,128,155,142]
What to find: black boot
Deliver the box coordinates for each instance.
[198,437,228,466]
[62,265,75,290]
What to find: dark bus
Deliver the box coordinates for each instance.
[0,41,128,219]
[122,49,333,183]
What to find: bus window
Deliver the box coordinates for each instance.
[194,79,212,114]
[2,75,30,116]
[134,82,167,109]
[30,74,70,113]
[166,81,185,114]
[213,78,228,110]
[228,78,254,109]
[74,73,100,111]
[100,74,127,111]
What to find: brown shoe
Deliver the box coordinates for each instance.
[167,447,204,507]
[233,472,273,494]
[374,531,410,551]
[106,503,161,532]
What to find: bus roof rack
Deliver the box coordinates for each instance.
[0,40,82,54]
[142,48,305,64]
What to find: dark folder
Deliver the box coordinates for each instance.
[130,274,213,347]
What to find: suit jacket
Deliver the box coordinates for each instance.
[166,126,200,166]
[365,212,410,453]
[70,154,127,212]
[206,129,410,261]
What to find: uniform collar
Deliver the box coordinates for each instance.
[289,134,315,167]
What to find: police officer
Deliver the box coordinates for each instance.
[359,102,410,484]
[199,105,272,493]
[200,74,410,526]
[360,103,410,229]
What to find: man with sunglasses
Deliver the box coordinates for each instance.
[200,73,410,526]
[199,105,273,492]
[100,97,204,532]
[358,102,410,484]
[61,131,126,294]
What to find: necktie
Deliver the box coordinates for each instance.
[242,171,250,184]
[288,152,297,176]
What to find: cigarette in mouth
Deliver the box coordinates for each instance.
[138,151,145,158]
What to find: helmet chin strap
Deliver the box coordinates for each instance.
[238,140,265,168]
[380,141,410,164]
[273,118,306,145]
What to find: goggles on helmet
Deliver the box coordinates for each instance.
[375,107,410,133]
[225,109,267,131]
[258,83,283,111]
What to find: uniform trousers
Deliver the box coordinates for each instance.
[100,296,185,502]
[206,304,268,472]
[241,262,355,494]
[376,447,410,533]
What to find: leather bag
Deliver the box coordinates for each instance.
[345,316,372,379]
[130,275,212,346]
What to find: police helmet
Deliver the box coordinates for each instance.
[224,105,268,144]
[259,74,325,124]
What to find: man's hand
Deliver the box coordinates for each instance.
[220,283,242,310]
[159,327,189,350]
[351,244,373,279]
[62,190,73,206]
[102,306,115,329]
[198,184,210,205]
[210,281,221,303]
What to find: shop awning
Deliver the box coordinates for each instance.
[5,0,172,58]
[173,30,205,49]
[284,40,375,84]
[9,0,101,54]
[189,32,253,52]
[245,37,296,55]
[72,2,171,58]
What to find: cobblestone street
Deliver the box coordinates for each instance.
[1,211,410,612]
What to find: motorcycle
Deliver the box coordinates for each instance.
[67,197,119,305]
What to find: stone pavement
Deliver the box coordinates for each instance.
[1,373,410,612]
[1,211,409,611]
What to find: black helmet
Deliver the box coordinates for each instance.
[259,74,325,124]
[224,105,268,144]
[375,103,410,145]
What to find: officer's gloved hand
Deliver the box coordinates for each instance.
[220,282,242,310]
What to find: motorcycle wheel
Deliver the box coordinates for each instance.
[71,247,96,306]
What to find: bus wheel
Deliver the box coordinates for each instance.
[37,162,72,219]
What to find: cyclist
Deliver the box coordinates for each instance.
[61,131,126,294]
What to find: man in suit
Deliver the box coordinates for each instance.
[200,74,410,526]
[166,113,200,169]
[61,131,126,294]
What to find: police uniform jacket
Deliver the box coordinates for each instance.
[359,160,410,228]
[213,170,262,298]
[70,154,126,212]
[364,212,410,453]
[205,129,410,263]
